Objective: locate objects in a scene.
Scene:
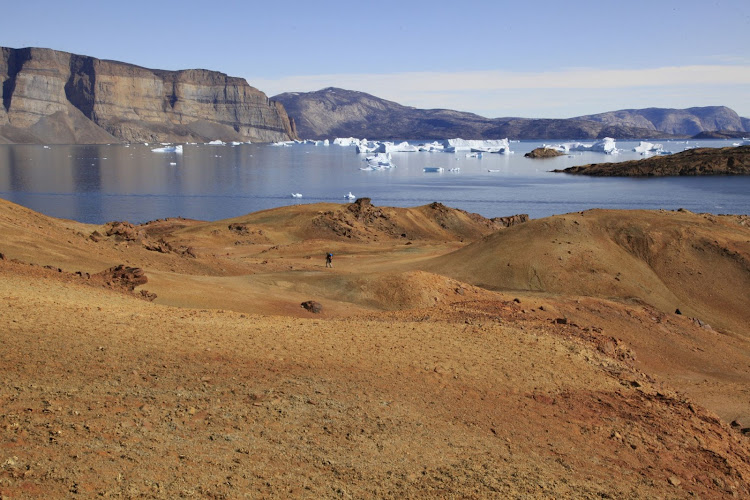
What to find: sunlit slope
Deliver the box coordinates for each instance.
[425,209,750,336]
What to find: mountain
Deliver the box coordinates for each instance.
[575,106,747,136]
[273,87,749,141]
[0,47,298,144]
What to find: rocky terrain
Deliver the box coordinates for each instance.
[524,147,565,158]
[0,47,297,145]
[1,197,749,497]
[555,145,750,176]
[273,87,749,140]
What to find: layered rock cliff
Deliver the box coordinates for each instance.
[0,47,297,144]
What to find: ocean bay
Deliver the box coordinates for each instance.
[1,139,748,224]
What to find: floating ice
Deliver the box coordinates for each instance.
[152,145,183,154]
[334,137,364,147]
[442,138,511,154]
[633,141,663,155]
[271,141,294,147]
[560,137,619,155]
[423,167,444,173]
[207,140,226,145]
[291,193,302,198]
[345,192,356,200]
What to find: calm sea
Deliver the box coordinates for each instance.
[0,139,748,224]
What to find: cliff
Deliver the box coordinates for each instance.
[274,87,749,141]
[0,47,297,144]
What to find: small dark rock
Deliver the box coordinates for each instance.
[730,419,743,428]
[301,301,323,313]
[554,317,568,325]
[675,308,682,315]
[513,298,521,303]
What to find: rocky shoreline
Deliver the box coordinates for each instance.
[555,145,750,176]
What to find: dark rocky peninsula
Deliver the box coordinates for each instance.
[554,146,750,177]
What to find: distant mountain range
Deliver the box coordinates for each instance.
[274,87,749,141]
[1,46,747,144]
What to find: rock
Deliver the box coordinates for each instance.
[525,147,564,158]
[491,214,529,228]
[675,308,682,315]
[554,317,568,325]
[301,301,322,313]
[96,264,148,290]
[0,46,297,144]
[139,290,157,301]
[555,146,750,177]
[668,476,681,487]
[104,221,143,242]
[0,252,5,260]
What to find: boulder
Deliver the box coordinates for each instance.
[301,301,323,313]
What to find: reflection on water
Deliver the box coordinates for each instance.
[0,140,748,224]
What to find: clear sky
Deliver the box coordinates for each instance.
[4,0,750,118]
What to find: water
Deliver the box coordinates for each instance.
[0,139,748,224]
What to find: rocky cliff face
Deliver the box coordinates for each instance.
[0,47,297,144]
[274,87,748,141]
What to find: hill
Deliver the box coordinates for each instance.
[555,145,750,176]
[273,87,748,140]
[1,198,749,497]
[0,47,297,144]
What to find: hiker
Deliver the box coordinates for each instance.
[325,252,333,268]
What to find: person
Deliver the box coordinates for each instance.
[325,252,333,268]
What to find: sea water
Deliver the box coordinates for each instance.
[0,140,748,224]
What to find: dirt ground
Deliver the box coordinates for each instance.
[1,198,749,498]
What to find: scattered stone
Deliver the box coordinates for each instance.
[668,476,682,487]
[674,308,682,315]
[454,287,464,295]
[513,298,521,303]
[554,317,568,325]
[0,252,6,260]
[301,301,322,313]
[730,419,743,428]
[140,290,158,301]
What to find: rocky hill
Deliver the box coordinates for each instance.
[274,87,749,141]
[1,197,749,497]
[555,145,750,176]
[0,47,298,144]
[576,106,747,136]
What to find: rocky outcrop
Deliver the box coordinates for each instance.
[555,146,750,177]
[524,147,565,158]
[0,47,297,144]
[273,87,748,140]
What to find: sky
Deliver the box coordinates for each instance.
[4,0,750,118]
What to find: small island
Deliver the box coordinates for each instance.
[554,145,750,176]
[524,147,565,158]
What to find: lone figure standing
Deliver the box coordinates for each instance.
[325,252,333,268]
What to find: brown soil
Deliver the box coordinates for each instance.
[1,198,749,498]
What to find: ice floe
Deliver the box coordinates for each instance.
[151,145,183,153]
[291,193,303,198]
[442,138,511,154]
[207,140,226,145]
[633,141,663,155]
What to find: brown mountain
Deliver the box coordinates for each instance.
[0,47,297,144]
[273,87,749,140]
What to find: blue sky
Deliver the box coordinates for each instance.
[4,0,750,118]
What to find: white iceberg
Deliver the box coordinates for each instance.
[363,153,395,170]
[633,141,663,154]
[561,137,619,155]
[151,145,183,154]
[442,138,511,154]
[207,140,226,145]
[291,193,302,198]
[271,141,294,147]
[345,192,356,200]
[333,137,365,147]
[376,141,419,153]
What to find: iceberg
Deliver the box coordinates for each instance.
[151,145,183,153]
[561,137,619,155]
[442,138,511,154]
[363,153,396,170]
[633,141,663,155]
[333,137,364,147]
[271,141,294,147]
[207,140,226,145]
[377,141,419,153]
